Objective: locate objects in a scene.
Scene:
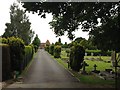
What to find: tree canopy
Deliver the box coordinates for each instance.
[3,3,34,45]
[22,2,119,52]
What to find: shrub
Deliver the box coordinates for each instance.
[54,45,61,58]
[23,45,34,70]
[29,44,35,55]
[66,49,70,57]
[0,37,8,44]
[33,45,38,52]
[45,46,49,52]
[70,44,85,72]
[7,37,25,73]
[1,44,11,81]
[49,44,54,55]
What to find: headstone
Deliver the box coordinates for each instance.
[85,53,87,56]
[91,53,94,56]
[94,64,97,71]
[111,51,116,67]
[92,64,100,73]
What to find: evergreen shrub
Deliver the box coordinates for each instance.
[70,44,85,72]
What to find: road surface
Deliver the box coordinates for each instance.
[23,49,78,83]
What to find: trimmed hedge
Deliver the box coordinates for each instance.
[7,37,25,73]
[1,44,11,81]
[1,37,34,81]
[0,37,8,44]
[54,45,61,58]
[85,50,111,56]
[22,45,34,70]
[70,44,85,72]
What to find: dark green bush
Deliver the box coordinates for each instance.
[1,44,11,81]
[33,45,38,52]
[23,45,34,70]
[1,37,34,81]
[54,45,61,58]
[0,37,8,44]
[49,44,54,55]
[7,37,25,73]
[70,44,85,72]
[66,49,70,57]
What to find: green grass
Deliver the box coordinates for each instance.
[79,75,115,85]
[84,60,114,72]
[61,50,68,58]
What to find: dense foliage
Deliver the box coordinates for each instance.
[1,44,11,81]
[54,45,61,58]
[70,44,85,72]
[7,37,25,73]
[49,44,54,55]
[32,34,41,52]
[1,37,34,81]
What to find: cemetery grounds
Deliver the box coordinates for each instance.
[52,48,120,87]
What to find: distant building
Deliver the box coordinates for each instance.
[40,43,46,49]
[40,40,50,49]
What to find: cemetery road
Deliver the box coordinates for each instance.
[23,49,78,83]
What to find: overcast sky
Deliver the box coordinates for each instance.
[0,0,89,44]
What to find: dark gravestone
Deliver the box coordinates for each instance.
[92,64,100,73]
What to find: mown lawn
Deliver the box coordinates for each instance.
[84,60,114,72]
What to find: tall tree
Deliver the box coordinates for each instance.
[32,34,41,51]
[3,3,34,45]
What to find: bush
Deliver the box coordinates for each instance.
[45,46,49,52]
[1,44,11,81]
[0,37,8,44]
[66,49,70,57]
[70,44,85,72]
[7,37,25,73]
[23,45,34,70]
[49,44,54,55]
[1,37,34,81]
[33,45,38,52]
[54,45,61,58]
